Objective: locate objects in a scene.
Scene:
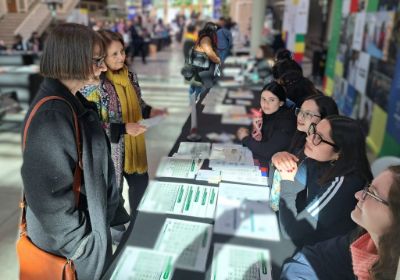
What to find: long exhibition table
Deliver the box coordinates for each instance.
[102,85,297,280]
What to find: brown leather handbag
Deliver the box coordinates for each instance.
[17,96,82,280]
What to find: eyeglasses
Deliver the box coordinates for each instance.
[295,108,321,121]
[361,185,389,206]
[307,123,338,148]
[92,56,105,68]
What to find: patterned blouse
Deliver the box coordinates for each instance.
[80,70,151,189]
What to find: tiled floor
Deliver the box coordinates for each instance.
[0,42,189,279]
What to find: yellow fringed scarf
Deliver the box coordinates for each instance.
[106,66,147,174]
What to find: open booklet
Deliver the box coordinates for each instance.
[210,243,272,280]
[214,183,280,241]
[110,246,176,280]
[155,218,212,272]
[138,181,218,219]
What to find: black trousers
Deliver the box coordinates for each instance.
[123,172,149,218]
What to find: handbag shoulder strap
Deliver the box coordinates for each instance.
[20,95,82,236]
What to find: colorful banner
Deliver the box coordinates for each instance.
[324,0,400,155]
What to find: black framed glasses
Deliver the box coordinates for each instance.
[295,108,321,121]
[92,56,105,68]
[307,123,338,148]
[361,185,389,206]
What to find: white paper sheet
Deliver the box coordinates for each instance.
[110,246,175,280]
[228,90,254,100]
[209,144,255,168]
[236,99,252,106]
[221,169,268,186]
[139,115,166,128]
[210,243,272,280]
[214,183,280,241]
[138,181,218,219]
[155,219,212,272]
[174,142,211,159]
[221,114,252,125]
[195,170,221,184]
[155,157,203,179]
[202,104,246,115]
[223,67,242,77]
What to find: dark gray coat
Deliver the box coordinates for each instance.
[21,78,119,280]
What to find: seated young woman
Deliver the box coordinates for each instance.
[281,165,400,280]
[269,94,339,211]
[236,81,296,165]
[278,115,373,247]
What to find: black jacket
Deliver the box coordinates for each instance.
[21,78,119,280]
[242,106,296,164]
[281,232,356,280]
[279,159,366,247]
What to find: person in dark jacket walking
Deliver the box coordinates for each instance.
[237,81,296,165]
[277,115,373,247]
[281,165,400,280]
[20,23,119,280]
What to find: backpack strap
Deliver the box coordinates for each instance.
[20,96,82,236]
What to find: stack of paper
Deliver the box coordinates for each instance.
[110,246,175,280]
[221,169,267,186]
[138,181,218,219]
[214,183,280,241]
[155,219,212,272]
[210,243,272,280]
[172,142,211,159]
[155,157,203,179]
[209,144,255,169]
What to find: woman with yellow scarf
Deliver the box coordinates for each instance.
[87,30,166,221]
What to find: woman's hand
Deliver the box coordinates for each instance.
[125,123,147,137]
[150,108,168,118]
[280,164,298,181]
[271,152,299,173]
[237,127,250,141]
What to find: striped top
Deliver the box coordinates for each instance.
[278,159,366,246]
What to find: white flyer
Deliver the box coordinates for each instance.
[138,181,218,219]
[210,243,272,280]
[214,183,280,241]
[110,246,175,280]
[139,115,166,128]
[174,142,211,159]
[155,219,212,272]
[155,157,203,179]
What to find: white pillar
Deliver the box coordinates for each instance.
[250,0,267,56]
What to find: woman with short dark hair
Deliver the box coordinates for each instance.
[21,23,119,280]
[278,115,373,247]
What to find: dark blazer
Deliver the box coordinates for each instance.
[21,78,119,280]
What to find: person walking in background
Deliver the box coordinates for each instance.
[20,23,119,280]
[182,24,197,60]
[216,17,233,63]
[129,16,148,64]
[281,165,400,280]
